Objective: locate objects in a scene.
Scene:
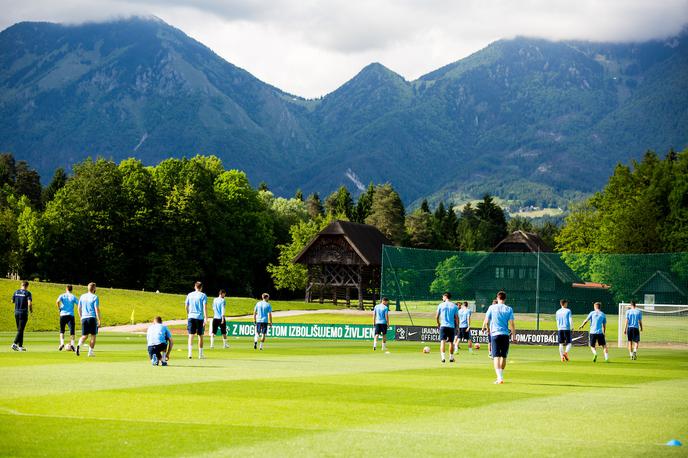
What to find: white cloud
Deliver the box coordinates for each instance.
[1,0,687,97]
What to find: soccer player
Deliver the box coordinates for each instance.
[56,284,78,351]
[253,293,273,350]
[578,302,608,362]
[436,292,459,363]
[147,316,173,366]
[210,289,229,349]
[624,300,643,360]
[454,301,474,353]
[487,299,497,359]
[10,281,32,351]
[482,291,515,384]
[373,297,390,351]
[185,281,208,359]
[76,282,100,357]
[556,299,573,362]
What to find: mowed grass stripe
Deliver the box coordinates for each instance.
[1,332,686,457]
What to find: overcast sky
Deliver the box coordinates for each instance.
[1,0,687,98]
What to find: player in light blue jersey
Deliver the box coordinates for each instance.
[185,281,208,359]
[482,291,515,384]
[373,297,390,351]
[56,284,78,351]
[453,301,474,354]
[436,292,459,363]
[76,283,100,357]
[579,302,608,362]
[210,289,228,349]
[555,299,574,362]
[147,316,173,366]
[253,293,273,350]
[623,300,643,360]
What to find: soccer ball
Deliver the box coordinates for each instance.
[64,344,73,351]
[422,346,431,354]
[474,343,480,350]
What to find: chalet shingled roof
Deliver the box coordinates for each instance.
[493,230,551,253]
[293,220,392,266]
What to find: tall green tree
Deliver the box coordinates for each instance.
[365,184,405,244]
[42,168,68,205]
[305,192,324,218]
[325,186,354,219]
[353,183,375,223]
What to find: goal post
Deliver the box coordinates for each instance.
[617,303,688,347]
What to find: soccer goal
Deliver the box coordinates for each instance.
[617,303,688,347]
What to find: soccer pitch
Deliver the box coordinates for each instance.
[1,332,687,457]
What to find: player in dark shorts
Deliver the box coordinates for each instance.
[436,292,459,363]
[579,302,608,362]
[56,285,78,351]
[624,300,643,360]
[482,291,515,384]
[11,281,32,351]
[373,297,390,351]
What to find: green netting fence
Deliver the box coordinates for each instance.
[381,246,688,315]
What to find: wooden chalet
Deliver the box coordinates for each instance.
[293,220,391,309]
[463,231,612,313]
[633,270,688,305]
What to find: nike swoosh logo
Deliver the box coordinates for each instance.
[408,332,418,336]
[572,336,585,341]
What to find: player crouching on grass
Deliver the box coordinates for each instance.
[210,289,228,349]
[56,284,78,351]
[253,293,273,350]
[373,297,390,351]
[76,282,100,357]
[436,292,459,363]
[186,281,208,359]
[147,316,173,366]
[578,302,608,362]
[482,291,515,384]
[556,299,573,362]
[454,301,474,354]
[624,300,643,360]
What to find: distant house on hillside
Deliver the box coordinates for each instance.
[293,220,391,309]
[633,270,688,305]
[462,231,612,313]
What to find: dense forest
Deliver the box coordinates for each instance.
[1,149,686,296]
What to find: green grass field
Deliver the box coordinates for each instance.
[1,329,687,457]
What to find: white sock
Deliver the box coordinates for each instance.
[496,368,503,380]
[199,348,204,358]
[559,344,564,357]
[254,333,258,343]
[591,347,597,355]
[223,338,228,346]
[188,344,192,357]
[259,342,263,350]
[441,351,445,360]
[382,343,386,350]
[60,336,64,345]
[565,344,572,353]
[161,351,166,361]
[604,350,609,360]
[210,336,214,347]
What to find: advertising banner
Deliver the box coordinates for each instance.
[395,326,588,346]
[226,322,395,341]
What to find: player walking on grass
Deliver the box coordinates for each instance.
[253,293,272,350]
[373,297,390,351]
[579,302,608,362]
[482,291,515,384]
[556,299,573,362]
[210,290,228,349]
[624,300,643,360]
[76,283,100,357]
[436,292,459,363]
[147,316,173,366]
[56,285,77,351]
[454,301,474,353]
[186,281,208,359]
[10,281,32,351]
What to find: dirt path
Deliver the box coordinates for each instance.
[99,309,374,333]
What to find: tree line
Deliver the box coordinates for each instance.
[1,148,685,296]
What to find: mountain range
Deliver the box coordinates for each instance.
[1,17,687,207]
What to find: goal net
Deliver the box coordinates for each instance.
[617,303,688,347]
